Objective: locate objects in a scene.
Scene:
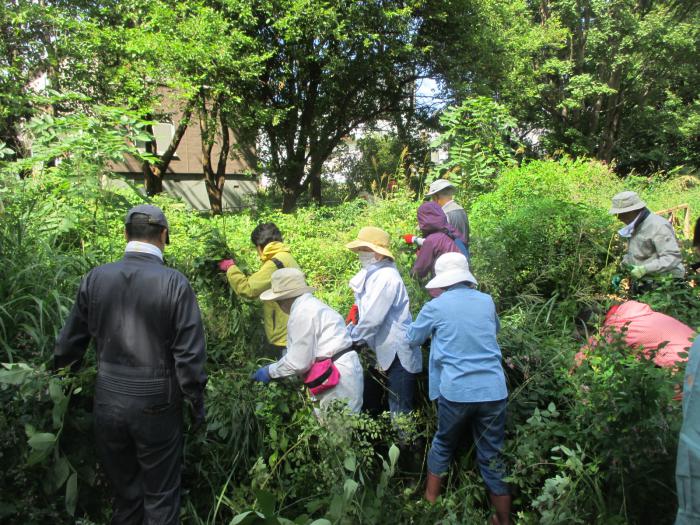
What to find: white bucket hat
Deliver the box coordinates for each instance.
[425,252,478,289]
[425,179,455,197]
[260,268,316,301]
[609,191,646,215]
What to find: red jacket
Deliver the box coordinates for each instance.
[576,301,696,368]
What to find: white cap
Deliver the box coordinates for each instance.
[425,252,477,289]
[426,179,455,196]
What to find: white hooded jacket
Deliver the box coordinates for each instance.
[268,293,363,412]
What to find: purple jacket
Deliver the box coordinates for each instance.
[412,202,462,295]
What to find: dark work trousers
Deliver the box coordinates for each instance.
[94,369,183,525]
[362,355,417,417]
[261,342,286,361]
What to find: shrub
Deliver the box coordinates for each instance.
[469,158,622,305]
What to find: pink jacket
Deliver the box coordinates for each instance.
[576,301,696,368]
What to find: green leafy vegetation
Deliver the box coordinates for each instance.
[1,151,698,522]
[1,0,699,522]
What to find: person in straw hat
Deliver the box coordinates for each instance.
[407,252,510,523]
[251,268,363,413]
[345,226,422,416]
[609,191,685,285]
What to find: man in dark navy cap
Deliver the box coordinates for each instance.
[55,204,207,525]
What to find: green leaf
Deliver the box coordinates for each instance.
[388,444,399,468]
[343,478,358,501]
[45,456,70,494]
[27,431,57,452]
[65,472,78,516]
[254,489,275,518]
[0,363,34,385]
[343,453,356,472]
[230,510,264,525]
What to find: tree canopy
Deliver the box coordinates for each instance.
[1,0,698,211]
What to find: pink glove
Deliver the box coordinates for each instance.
[402,234,416,244]
[218,259,235,272]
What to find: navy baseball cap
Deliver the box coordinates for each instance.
[124,204,170,244]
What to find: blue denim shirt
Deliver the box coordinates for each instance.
[407,284,507,402]
[348,259,422,373]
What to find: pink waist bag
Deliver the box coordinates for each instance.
[303,347,355,396]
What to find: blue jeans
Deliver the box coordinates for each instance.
[386,355,417,416]
[427,396,509,495]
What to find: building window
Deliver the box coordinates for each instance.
[136,122,178,158]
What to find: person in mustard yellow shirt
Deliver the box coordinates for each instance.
[219,223,299,358]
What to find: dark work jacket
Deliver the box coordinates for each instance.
[54,252,207,403]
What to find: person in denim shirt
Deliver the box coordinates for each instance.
[407,252,510,524]
[345,226,422,416]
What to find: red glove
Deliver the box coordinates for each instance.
[402,234,415,244]
[345,304,359,325]
[218,259,235,272]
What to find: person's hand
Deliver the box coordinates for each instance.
[630,265,647,279]
[345,304,359,325]
[251,365,271,384]
[189,396,206,432]
[218,259,235,272]
[402,234,416,245]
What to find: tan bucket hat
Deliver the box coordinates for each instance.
[345,226,394,259]
[259,268,316,301]
[426,252,478,289]
[609,191,646,215]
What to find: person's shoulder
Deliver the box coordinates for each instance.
[443,200,465,213]
[646,212,673,229]
[456,286,494,304]
[274,250,299,268]
[146,262,192,286]
[370,262,403,283]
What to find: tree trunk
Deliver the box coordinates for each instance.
[199,94,230,215]
[309,171,322,206]
[204,176,223,215]
[141,102,193,196]
[597,66,623,162]
[143,162,163,195]
[281,166,304,213]
[281,187,299,213]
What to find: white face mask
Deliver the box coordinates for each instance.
[357,252,377,268]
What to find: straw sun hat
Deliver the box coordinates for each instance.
[345,226,394,259]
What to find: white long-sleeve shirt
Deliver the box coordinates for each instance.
[348,260,422,373]
[268,293,363,412]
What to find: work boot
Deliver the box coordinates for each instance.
[424,471,443,503]
[489,493,511,525]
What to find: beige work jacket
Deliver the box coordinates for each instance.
[623,212,685,278]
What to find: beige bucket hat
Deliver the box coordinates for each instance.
[425,179,455,196]
[426,252,478,289]
[259,268,316,301]
[609,191,646,215]
[345,226,394,259]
